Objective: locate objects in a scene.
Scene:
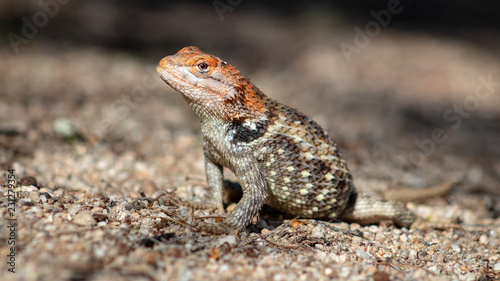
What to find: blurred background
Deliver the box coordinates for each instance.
[1,0,499,194]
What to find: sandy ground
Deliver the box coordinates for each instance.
[1,1,500,280]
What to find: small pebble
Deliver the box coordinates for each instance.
[22,185,38,192]
[399,249,409,259]
[59,192,76,204]
[493,263,500,273]
[409,250,417,260]
[53,118,78,137]
[217,235,238,247]
[479,235,488,245]
[72,211,96,226]
[400,233,408,243]
[356,249,372,261]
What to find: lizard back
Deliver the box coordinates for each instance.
[245,97,355,219]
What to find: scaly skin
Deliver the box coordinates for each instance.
[157,46,415,234]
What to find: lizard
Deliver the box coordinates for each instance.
[156,46,441,235]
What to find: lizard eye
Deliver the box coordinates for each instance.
[197,62,209,72]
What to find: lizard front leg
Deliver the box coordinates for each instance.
[204,156,225,214]
[184,139,225,213]
[197,156,268,235]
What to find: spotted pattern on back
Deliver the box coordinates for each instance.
[251,98,354,219]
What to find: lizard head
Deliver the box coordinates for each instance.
[157,46,266,120]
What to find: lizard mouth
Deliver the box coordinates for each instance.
[156,61,191,92]
[156,59,215,103]
[156,57,175,84]
[156,65,172,84]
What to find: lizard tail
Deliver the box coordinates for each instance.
[340,191,416,228]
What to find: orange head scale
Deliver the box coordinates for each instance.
[157,46,266,120]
